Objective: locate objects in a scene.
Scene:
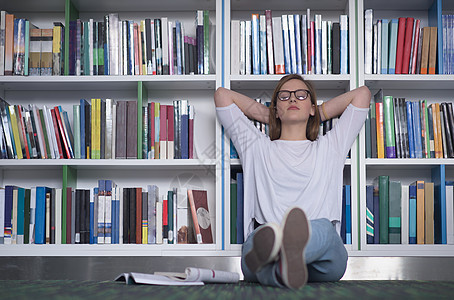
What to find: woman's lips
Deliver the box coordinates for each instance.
[288,106,300,110]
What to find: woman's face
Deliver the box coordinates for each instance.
[275,79,315,125]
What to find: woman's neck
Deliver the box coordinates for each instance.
[279,123,308,140]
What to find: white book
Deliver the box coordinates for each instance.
[288,15,297,74]
[112,103,116,159]
[98,184,105,244]
[173,187,178,243]
[245,20,252,75]
[231,20,240,75]
[55,188,62,244]
[156,198,163,244]
[327,21,332,74]
[0,189,4,244]
[281,15,291,74]
[373,23,378,74]
[321,20,327,74]
[109,14,119,75]
[105,99,113,159]
[167,21,173,75]
[294,15,302,74]
[272,17,285,74]
[301,15,308,74]
[364,9,373,74]
[176,188,188,244]
[119,187,123,244]
[0,11,7,75]
[151,20,156,75]
[239,20,246,75]
[118,21,123,75]
[31,104,46,159]
[377,20,382,74]
[340,15,348,74]
[29,187,36,244]
[446,184,454,244]
[43,106,59,159]
[401,185,409,244]
[105,182,113,244]
[147,185,158,244]
[315,14,322,74]
[265,11,274,75]
[161,17,169,75]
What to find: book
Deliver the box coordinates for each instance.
[364,9,373,74]
[115,267,240,285]
[395,17,406,74]
[388,180,401,244]
[189,189,212,244]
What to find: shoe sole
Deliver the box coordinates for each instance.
[280,207,310,289]
[245,224,280,273]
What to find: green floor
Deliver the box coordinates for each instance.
[1,280,454,300]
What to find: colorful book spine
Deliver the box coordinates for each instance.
[388,19,398,74]
[340,15,348,74]
[409,184,417,244]
[383,96,396,158]
[251,14,260,75]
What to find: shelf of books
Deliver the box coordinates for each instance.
[221,0,360,253]
[358,0,454,256]
[0,0,222,256]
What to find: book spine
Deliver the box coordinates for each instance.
[265,11,274,75]
[259,15,267,75]
[410,20,421,74]
[402,18,414,74]
[383,96,396,158]
[364,9,373,74]
[251,14,260,75]
[395,17,406,74]
[272,17,284,74]
[340,15,348,74]
[203,10,210,74]
[281,15,290,74]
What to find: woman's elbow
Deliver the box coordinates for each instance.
[353,86,371,108]
[214,87,233,107]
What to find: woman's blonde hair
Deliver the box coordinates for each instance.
[268,74,320,141]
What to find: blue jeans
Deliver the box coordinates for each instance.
[241,218,348,287]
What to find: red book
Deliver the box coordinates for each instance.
[163,198,168,240]
[50,108,64,159]
[160,104,167,159]
[410,20,421,74]
[188,105,194,159]
[395,17,407,74]
[149,102,155,159]
[167,105,174,159]
[310,21,315,73]
[190,190,213,244]
[402,17,414,74]
[16,105,31,159]
[66,187,72,244]
[135,187,142,244]
[53,107,71,158]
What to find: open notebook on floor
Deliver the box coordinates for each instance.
[115,267,240,286]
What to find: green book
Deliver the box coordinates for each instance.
[383,96,396,158]
[374,175,389,244]
[38,109,51,158]
[203,10,210,74]
[73,105,80,159]
[388,180,401,244]
[64,0,79,75]
[230,180,237,245]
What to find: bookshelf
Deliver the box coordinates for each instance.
[357,0,454,256]
[1,0,453,262]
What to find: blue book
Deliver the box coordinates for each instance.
[111,188,116,245]
[340,15,348,74]
[282,15,291,74]
[315,15,322,74]
[128,21,134,75]
[428,0,443,74]
[366,185,374,244]
[432,165,447,244]
[412,101,423,158]
[406,101,415,158]
[381,19,389,74]
[175,21,182,75]
[17,187,25,244]
[251,14,260,75]
[388,19,398,74]
[115,188,120,244]
[105,180,112,243]
[373,181,380,244]
[259,15,267,75]
[346,185,351,245]
[35,186,51,244]
[341,186,346,243]
[236,173,244,244]
[294,14,302,74]
[409,184,417,244]
[181,100,189,159]
[4,186,15,244]
[97,180,105,243]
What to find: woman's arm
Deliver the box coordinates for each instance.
[214,87,270,124]
[320,85,371,122]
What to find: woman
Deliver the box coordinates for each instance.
[214,74,370,289]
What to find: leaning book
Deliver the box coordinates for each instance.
[115,267,240,286]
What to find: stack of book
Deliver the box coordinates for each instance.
[0,181,213,245]
[0,98,195,160]
[364,9,450,75]
[366,89,454,159]
[366,175,454,245]
[231,9,349,76]
[0,10,212,76]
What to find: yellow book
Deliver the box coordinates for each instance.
[154,102,160,159]
[140,20,147,75]
[52,25,61,75]
[435,103,443,158]
[91,99,96,159]
[142,220,148,244]
[375,102,385,158]
[416,180,425,245]
[96,99,101,159]
[8,106,23,159]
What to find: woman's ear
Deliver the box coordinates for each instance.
[310,104,316,116]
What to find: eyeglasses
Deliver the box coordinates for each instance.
[277,89,311,101]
